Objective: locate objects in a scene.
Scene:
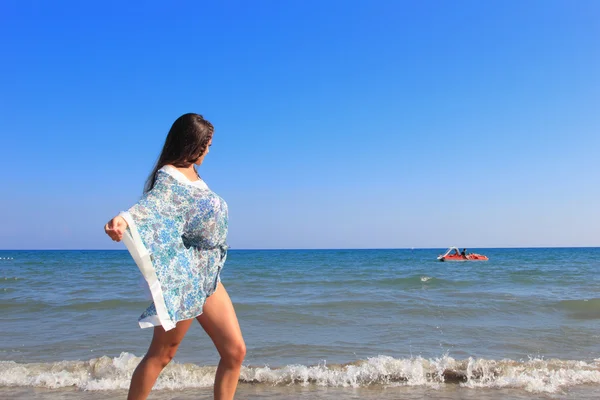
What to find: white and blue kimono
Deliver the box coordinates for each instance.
[120,165,228,331]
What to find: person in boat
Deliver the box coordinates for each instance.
[461,248,467,258]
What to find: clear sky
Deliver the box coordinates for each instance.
[0,1,598,250]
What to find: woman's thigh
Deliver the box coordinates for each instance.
[196,283,245,355]
[146,319,194,358]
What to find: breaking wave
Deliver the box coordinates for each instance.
[1,353,599,393]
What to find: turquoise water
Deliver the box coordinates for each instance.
[1,248,600,398]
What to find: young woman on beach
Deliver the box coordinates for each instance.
[104,113,245,400]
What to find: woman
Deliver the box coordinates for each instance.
[104,113,245,400]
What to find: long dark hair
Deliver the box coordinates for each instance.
[145,113,214,192]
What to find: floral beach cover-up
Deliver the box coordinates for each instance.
[120,165,228,331]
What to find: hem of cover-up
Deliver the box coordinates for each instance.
[120,211,176,331]
[137,280,223,329]
[138,315,162,329]
[138,312,200,329]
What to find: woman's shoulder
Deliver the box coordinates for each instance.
[159,165,210,190]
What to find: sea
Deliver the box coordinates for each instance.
[1,248,600,399]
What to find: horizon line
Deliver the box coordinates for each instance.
[1,246,599,251]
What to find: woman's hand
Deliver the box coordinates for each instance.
[104,216,128,242]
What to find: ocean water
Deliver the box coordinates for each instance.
[1,248,600,399]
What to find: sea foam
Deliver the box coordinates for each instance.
[1,353,599,394]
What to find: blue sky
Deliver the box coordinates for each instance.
[0,0,598,249]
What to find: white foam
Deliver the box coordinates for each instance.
[420,276,432,282]
[242,356,446,388]
[461,357,600,393]
[0,353,215,391]
[1,354,599,393]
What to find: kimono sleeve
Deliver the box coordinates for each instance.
[119,184,188,331]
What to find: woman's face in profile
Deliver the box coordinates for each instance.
[194,138,213,166]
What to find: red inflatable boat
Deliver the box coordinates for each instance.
[437,247,489,262]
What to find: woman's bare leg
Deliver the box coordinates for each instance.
[197,283,246,400]
[127,319,194,400]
